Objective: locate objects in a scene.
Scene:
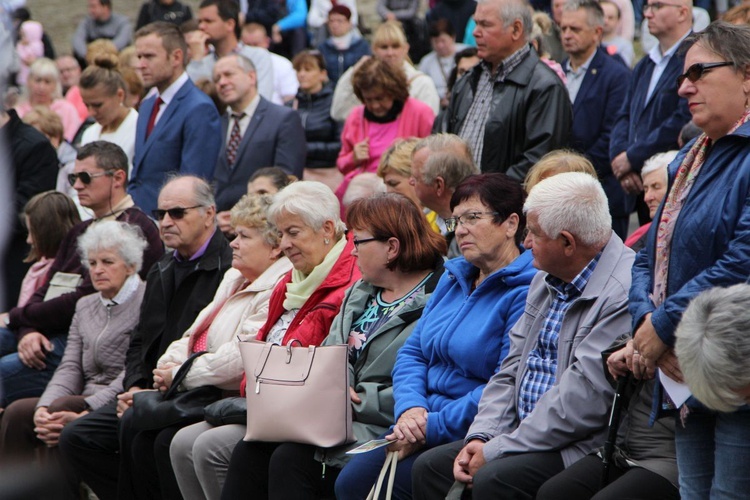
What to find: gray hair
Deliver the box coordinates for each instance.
[29,57,63,98]
[422,152,479,190]
[413,133,474,165]
[78,221,148,272]
[562,0,604,28]
[342,173,386,208]
[675,284,750,412]
[267,181,346,238]
[162,174,216,208]
[524,171,611,246]
[476,0,533,38]
[681,21,750,70]
[641,150,677,178]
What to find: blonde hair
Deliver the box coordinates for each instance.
[373,20,412,64]
[230,194,279,247]
[377,138,420,178]
[85,39,118,66]
[23,105,64,141]
[524,149,598,192]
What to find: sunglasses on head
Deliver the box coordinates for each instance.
[151,205,204,221]
[67,170,115,187]
[677,61,734,87]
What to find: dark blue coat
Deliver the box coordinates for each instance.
[214,97,306,212]
[130,78,222,215]
[567,47,631,217]
[609,41,691,172]
[317,35,371,85]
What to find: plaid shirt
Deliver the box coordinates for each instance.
[517,253,602,420]
[459,44,531,167]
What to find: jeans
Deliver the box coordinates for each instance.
[675,409,750,500]
[0,327,66,407]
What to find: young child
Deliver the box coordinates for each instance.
[15,20,44,86]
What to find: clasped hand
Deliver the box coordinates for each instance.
[384,406,427,460]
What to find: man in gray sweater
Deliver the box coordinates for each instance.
[72,0,133,64]
[411,172,634,499]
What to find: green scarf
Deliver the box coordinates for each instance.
[283,236,347,310]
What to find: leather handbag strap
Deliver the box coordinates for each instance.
[163,351,210,399]
[366,451,398,500]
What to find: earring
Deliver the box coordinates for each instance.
[324,238,330,245]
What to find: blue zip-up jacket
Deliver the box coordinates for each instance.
[392,249,537,446]
[630,120,750,413]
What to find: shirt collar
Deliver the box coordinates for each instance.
[228,94,260,119]
[481,43,531,82]
[545,251,603,299]
[158,71,189,106]
[173,228,216,262]
[649,29,691,64]
[565,49,597,74]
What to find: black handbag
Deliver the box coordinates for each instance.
[131,351,223,431]
[204,397,247,426]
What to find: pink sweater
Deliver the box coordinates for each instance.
[15,99,83,142]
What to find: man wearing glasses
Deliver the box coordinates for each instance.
[59,175,232,500]
[609,0,692,220]
[0,141,164,408]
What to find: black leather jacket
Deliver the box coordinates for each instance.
[289,84,342,169]
[442,48,572,180]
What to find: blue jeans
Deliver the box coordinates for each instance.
[0,327,66,407]
[335,433,427,500]
[675,408,750,499]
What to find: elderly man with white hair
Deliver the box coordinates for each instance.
[412,172,635,499]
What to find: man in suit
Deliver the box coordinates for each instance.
[212,53,305,234]
[129,22,222,215]
[561,0,631,238]
[609,0,692,221]
[59,176,232,500]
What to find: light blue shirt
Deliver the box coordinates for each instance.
[646,30,691,102]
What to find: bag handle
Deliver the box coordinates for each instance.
[163,351,210,399]
[366,451,398,500]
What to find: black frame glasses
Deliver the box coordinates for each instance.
[444,211,500,232]
[151,205,204,221]
[67,170,114,187]
[642,1,683,14]
[676,61,734,87]
[352,237,386,249]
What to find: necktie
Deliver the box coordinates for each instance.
[226,113,245,165]
[146,96,163,139]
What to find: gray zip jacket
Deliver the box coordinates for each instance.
[467,234,634,467]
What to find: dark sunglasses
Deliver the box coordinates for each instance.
[67,170,115,187]
[677,61,734,87]
[151,205,204,221]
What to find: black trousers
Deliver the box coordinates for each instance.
[536,454,679,500]
[412,440,565,500]
[58,401,122,500]
[221,440,340,499]
[59,401,184,500]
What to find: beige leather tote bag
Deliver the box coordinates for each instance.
[239,340,354,448]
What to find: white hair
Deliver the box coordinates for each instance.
[268,181,346,237]
[77,221,148,272]
[342,173,386,208]
[675,284,750,412]
[523,172,611,246]
[641,150,677,178]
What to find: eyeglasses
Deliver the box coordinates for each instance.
[151,205,204,221]
[642,1,683,13]
[352,237,385,249]
[67,170,114,186]
[676,61,734,87]
[445,211,500,232]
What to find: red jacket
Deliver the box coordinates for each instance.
[240,235,361,395]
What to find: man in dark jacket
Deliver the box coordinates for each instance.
[561,0,631,239]
[0,108,58,310]
[0,141,163,408]
[442,0,571,179]
[59,176,232,500]
[317,5,371,85]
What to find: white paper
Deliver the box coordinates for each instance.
[659,369,692,407]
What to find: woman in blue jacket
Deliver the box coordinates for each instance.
[336,173,537,499]
[629,23,750,500]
